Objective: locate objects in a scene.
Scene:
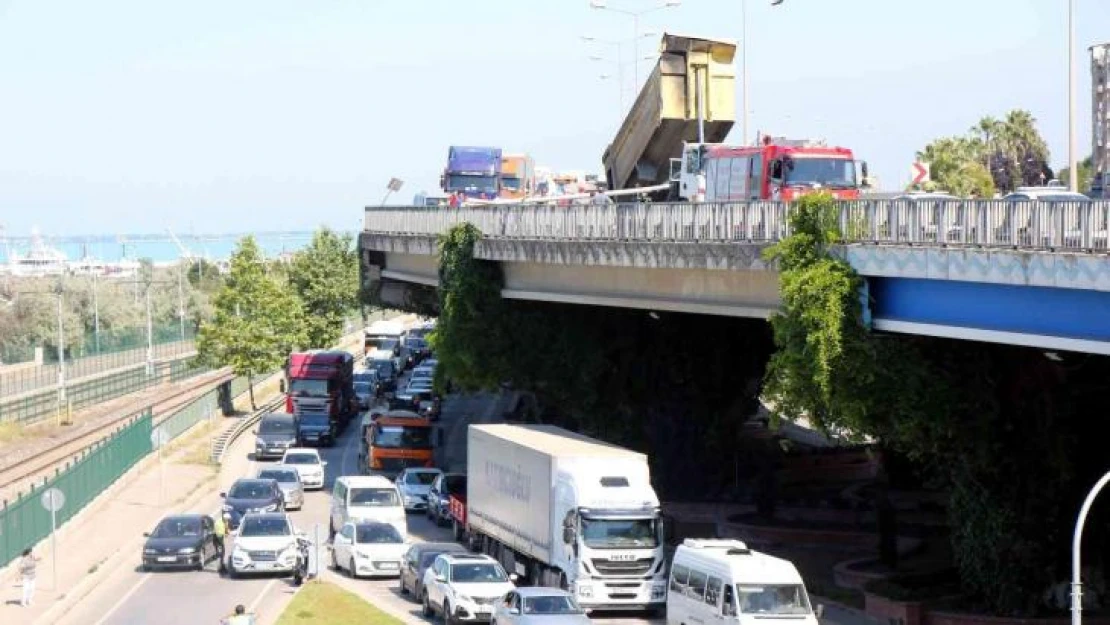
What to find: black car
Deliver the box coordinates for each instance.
[253,412,298,460]
[427,473,467,526]
[220,478,284,529]
[296,411,336,447]
[398,541,469,599]
[141,514,218,571]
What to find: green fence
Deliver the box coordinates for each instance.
[0,411,153,566]
[158,388,219,441]
[0,356,208,425]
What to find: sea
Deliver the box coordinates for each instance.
[0,231,356,265]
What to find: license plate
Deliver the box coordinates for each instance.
[476,607,491,614]
[254,562,275,570]
[379,562,398,569]
[157,556,177,562]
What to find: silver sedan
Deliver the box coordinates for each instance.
[492,588,592,625]
[255,465,305,511]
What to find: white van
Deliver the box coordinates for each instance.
[667,539,821,625]
[330,475,408,539]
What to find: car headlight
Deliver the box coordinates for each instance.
[178,547,197,554]
[356,551,371,559]
[232,546,249,560]
[264,503,279,512]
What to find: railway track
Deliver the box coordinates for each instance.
[0,369,235,502]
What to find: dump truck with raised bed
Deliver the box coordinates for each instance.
[601,32,737,201]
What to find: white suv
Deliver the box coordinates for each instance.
[227,512,302,578]
[281,448,327,490]
[421,553,517,623]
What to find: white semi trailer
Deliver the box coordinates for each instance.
[464,424,668,612]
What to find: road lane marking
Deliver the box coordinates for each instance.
[248,577,279,613]
[90,572,152,625]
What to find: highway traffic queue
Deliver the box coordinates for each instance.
[139,317,825,625]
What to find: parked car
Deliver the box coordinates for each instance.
[141,514,218,571]
[255,465,305,511]
[399,542,470,600]
[253,412,298,460]
[227,512,303,579]
[421,553,517,623]
[280,448,327,490]
[220,479,285,529]
[396,468,443,512]
[331,521,409,579]
[492,588,591,625]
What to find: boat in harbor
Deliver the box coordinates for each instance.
[7,228,69,277]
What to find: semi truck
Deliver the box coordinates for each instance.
[499,154,536,200]
[284,350,357,445]
[441,146,502,200]
[672,137,868,202]
[461,424,668,612]
[602,33,737,201]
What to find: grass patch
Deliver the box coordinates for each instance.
[275,581,403,625]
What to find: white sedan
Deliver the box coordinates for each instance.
[281,448,328,490]
[331,521,409,579]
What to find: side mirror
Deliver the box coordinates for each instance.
[219,492,226,498]
[252,430,258,436]
[510,608,521,615]
[322,461,328,466]
[860,161,869,178]
[143,532,150,537]
[436,574,447,582]
[816,605,825,619]
[279,379,286,393]
[509,573,520,583]
[562,527,575,544]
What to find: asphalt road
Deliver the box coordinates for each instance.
[60,370,661,625]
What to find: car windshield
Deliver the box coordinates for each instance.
[737,584,812,615]
[524,595,583,615]
[259,418,294,434]
[239,517,291,537]
[447,174,498,193]
[355,524,403,544]
[380,338,400,351]
[151,517,203,538]
[354,382,374,392]
[283,453,319,465]
[404,337,426,349]
[784,157,856,188]
[350,487,401,507]
[372,425,433,450]
[404,471,439,485]
[443,475,466,496]
[298,413,330,426]
[580,516,659,548]
[258,470,299,483]
[289,379,329,396]
[501,176,522,191]
[450,563,508,583]
[229,482,273,499]
[411,369,433,379]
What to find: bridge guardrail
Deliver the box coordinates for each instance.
[363,200,1110,253]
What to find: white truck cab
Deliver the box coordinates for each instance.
[667,539,821,625]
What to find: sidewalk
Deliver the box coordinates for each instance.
[0,431,221,624]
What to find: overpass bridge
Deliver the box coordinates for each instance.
[360,200,1110,355]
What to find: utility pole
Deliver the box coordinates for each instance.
[1068,0,1079,192]
[177,265,186,341]
[55,281,66,406]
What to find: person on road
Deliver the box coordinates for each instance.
[213,513,228,573]
[19,547,39,607]
[221,604,254,625]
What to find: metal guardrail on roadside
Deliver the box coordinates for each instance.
[363,200,1110,253]
[210,397,284,464]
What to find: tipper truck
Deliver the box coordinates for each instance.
[463,424,668,612]
[602,33,737,201]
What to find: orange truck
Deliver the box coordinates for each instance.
[499,154,535,200]
[364,411,435,477]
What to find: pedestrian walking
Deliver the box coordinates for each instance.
[18,547,39,607]
[214,513,228,574]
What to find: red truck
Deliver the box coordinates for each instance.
[284,350,357,446]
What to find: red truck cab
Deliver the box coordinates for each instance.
[285,351,357,435]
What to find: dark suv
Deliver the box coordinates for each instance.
[220,478,284,529]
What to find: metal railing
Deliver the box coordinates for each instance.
[363,200,1110,253]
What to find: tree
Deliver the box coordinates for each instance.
[1058,155,1094,192]
[288,228,359,349]
[197,236,306,409]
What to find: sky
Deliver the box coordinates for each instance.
[0,0,1108,236]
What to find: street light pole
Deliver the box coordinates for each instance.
[1072,470,1110,625]
[589,0,680,92]
[742,0,749,146]
[177,265,186,341]
[1068,0,1079,192]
